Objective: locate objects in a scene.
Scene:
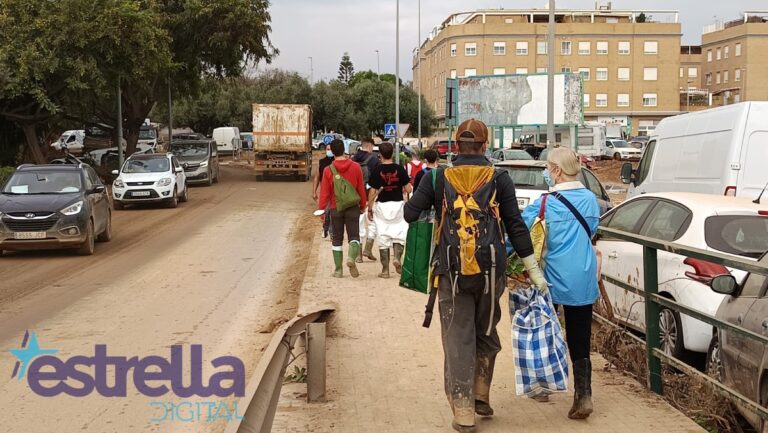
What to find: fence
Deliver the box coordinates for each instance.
[596,226,768,421]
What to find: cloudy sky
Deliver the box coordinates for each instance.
[262,0,766,82]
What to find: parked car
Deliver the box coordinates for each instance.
[629,136,649,149]
[494,160,614,214]
[240,132,254,151]
[538,148,595,169]
[430,139,457,158]
[604,138,642,161]
[172,132,206,141]
[489,149,533,163]
[212,126,241,155]
[138,125,159,151]
[622,102,768,200]
[706,252,768,433]
[111,153,188,209]
[170,140,219,186]
[596,192,768,358]
[0,163,112,256]
[50,130,85,154]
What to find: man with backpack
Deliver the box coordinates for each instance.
[317,139,367,278]
[404,119,549,433]
[352,137,380,262]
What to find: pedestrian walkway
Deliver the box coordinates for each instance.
[272,231,705,433]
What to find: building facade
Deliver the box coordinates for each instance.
[413,7,682,138]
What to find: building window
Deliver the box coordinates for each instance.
[450,69,457,79]
[578,41,590,55]
[643,93,658,107]
[596,68,608,81]
[638,120,659,135]
[561,41,572,55]
[617,93,630,107]
[515,67,529,74]
[724,70,729,83]
[465,43,477,56]
[644,41,658,54]
[596,94,608,107]
[561,67,571,73]
[537,41,548,55]
[516,41,528,55]
[596,41,609,55]
[493,67,506,75]
[716,71,721,84]
[583,93,590,107]
[735,43,742,56]
[716,48,722,60]
[688,67,698,78]
[735,69,741,82]
[618,67,630,81]
[724,46,730,59]
[450,44,457,57]
[707,50,713,62]
[578,68,590,80]
[536,67,548,73]
[706,73,712,85]
[643,67,658,81]
[493,42,506,56]
[464,68,477,77]
[618,41,631,55]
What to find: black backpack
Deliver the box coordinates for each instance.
[357,153,375,186]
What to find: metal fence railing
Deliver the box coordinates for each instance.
[596,226,768,421]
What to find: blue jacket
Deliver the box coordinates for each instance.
[522,182,600,306]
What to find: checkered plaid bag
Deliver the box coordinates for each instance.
[510,286,569,396]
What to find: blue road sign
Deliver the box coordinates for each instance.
[322,134,334,145]
[384,123,397,139]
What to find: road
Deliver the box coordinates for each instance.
[0,165,314,433]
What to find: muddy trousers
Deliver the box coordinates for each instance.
[330,207,361,247]
[438,274,505,426]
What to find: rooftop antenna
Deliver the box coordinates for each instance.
[753,181,768,204]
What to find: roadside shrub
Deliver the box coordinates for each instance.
[0,166,15,187]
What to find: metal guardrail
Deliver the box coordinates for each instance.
[596,226,768,420]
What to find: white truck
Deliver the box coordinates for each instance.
[252,104,313,182]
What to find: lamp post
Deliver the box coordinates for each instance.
[417,0,422,148]
[686,79,694,112]
[116,77,123,167]
[375,50,380,77]
[308,57,313,84]
[546,0,555,150]
[395,0,400,164]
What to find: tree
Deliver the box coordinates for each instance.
[338,52,355,85]
[636,12,648,23]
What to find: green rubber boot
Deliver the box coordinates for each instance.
[332,250,343,278]
[378,249,390,279]
[347,241,361,278]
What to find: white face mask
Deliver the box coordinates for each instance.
[326,151,334,158]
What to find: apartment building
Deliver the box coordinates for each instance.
[700,13,768,106]
[413,7,682,137]
[679,46,707,111]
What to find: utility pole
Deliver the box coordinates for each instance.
[375,50,380,77]
[308,57,314,84]
[116,77,124,168]
[395,0,400,164]
[168,76,173,150]
[546,0,556,150]
[417,0,422,149]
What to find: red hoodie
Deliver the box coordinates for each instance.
[318,158,367,210]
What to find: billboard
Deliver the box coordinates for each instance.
[456,73,583,126]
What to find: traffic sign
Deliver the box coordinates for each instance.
[322,134,334,145]
[384,124,397,139]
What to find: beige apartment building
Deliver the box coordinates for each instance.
[413,7,682,138]
[700,13,768,106]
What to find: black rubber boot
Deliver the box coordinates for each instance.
[568,358,593,419]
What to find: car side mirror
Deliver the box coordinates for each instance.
[620,162,634,185]
[174,167,183,173]
[111,170,119,175]
[710,274,738,295]
[91,185,106,194]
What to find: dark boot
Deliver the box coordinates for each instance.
[378,249,390,278]
[392,243,404,274]
[347,242,360,278]
[332,250,343,278]
[363,239,377,261]
[568,358,593,419]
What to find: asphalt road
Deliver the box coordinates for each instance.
[0,165,314,432]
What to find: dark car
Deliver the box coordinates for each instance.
[0,164,112,256]
[170,140,220,186]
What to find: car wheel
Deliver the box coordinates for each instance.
[613,152,621,161]
[213,169,219,183]
[113,200,124,210]
[705,334,723,382]
[77,220,95,256]
[761,383,768,433]
[659,306,685,359]
[167,189,178,208]
[206,169,213,186]
[180,184,189,202]
[96,211,112,242]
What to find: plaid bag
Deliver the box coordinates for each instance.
[510,286,569,396]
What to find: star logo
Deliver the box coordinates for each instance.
[9,331,58,380]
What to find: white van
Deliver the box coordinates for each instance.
[212,127,242,154]
[622,102,768,200]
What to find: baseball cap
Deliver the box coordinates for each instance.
[455,118,488,143]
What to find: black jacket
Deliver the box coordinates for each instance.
[403,154,534,258]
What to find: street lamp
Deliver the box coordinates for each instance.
[417,0,422,148]
[395,0,400,163]
[375,50,380,77]
[308,57,313,84]
[686,79,694,112]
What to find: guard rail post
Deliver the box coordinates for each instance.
[642,246,663,394]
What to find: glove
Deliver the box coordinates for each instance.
[521,254,550,294]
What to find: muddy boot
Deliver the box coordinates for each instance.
[474,353,495,416]
[363,239,377,261]
[355,252,363,263]
[347,241,360,278]
[378,249,390,278]
[332,250,343,278]
[392,243,404,274]
[568,358,594,419]
[451,399,476,432]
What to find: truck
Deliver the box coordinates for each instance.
[252,104,313,182]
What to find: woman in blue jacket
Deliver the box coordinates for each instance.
[521,147,600,420]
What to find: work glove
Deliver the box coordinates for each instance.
[521,254,550,294]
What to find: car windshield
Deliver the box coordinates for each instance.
[498,167,548,190]
[2,171,82,194]
[705,215,768,259]
[139,128,156,140]
[122,157,170,173]
[171,143,209,157]
[612,140,631,148]
[505,150,533,160]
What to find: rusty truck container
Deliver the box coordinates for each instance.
[252,104,313,181]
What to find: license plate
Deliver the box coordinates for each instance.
[14,232,46,240]
[132,191,151,197]
[517,198,530,208]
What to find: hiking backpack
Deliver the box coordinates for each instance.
[330,165,361,212]
[358,153,375,186]
[407,160,424,185]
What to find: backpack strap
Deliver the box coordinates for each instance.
[538,194,549,219]
[550,191,592,238]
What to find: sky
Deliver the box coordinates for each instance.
[262,0,766,82]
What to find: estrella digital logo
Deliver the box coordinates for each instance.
[9,330,245,398]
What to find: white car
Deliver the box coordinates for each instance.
[597,192,767,357]
[50,130,85,154]
[604,138,642,161]
[111,153,188,209]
